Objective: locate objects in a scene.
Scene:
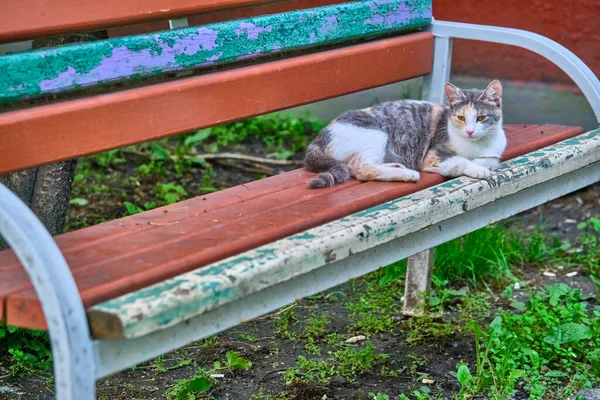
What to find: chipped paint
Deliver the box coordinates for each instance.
[88,128,600,339]
[0,0,432,103]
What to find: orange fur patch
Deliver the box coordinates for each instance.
[346,152,379,181]
[324,145,337,158]
[421,150,441,169]
[429,104,445,139]
[352,164,379,181]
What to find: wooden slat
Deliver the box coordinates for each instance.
[0,124,585,329]
[0,32,433,174]
[0,169,313,316]
[0,1,432,103]
[0,0,278,42]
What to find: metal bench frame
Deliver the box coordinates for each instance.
[1,20,599,399]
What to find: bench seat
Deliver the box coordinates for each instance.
[0,123,585,335]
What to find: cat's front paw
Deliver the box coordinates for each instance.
[473,157,500,170]
[463,164,490,179]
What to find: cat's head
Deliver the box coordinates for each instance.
[444,80,503,140]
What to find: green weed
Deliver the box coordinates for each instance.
[346,283,401,335]
[403,313,454,345]
[458,292,493,323]
[284,342,388,385]
[458,284,600,399]
[302,314,330,339]
[151,356,192,373]
[275,305,298,341]
[0,324,52,376]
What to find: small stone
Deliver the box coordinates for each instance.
[543,271,557,277]
[566,271,578,277]
[422,378,435,384]
[210,374,225,379]
[332,377,347,386]
[565,218,578,224]
[345,335,366,344]
[514,282,521,290]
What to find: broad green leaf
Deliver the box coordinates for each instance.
[184,129,212,147]
[226,351,252,371]
[124,202,143,215]
[456,364,473,387]
[547,283,571,306]
[543,322,592,345]
[69,198,88,206]
[150,143,170,161]
[545,370,568,377]
[178,376,211,399]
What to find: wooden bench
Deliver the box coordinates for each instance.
[1,1,599,398]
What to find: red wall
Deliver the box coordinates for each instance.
[433,0,600,84]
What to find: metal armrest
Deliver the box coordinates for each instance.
[425,20,600,123]
[0,183,94,400]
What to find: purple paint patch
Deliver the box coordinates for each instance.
[364,3,424,28]
[234,22,273,40]
[309,32,316,44]
[38,28,223,93]
[320,15,338,34]
[195,27,219,51]
[365,14,385,25]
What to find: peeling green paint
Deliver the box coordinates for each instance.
[288,232,317,240]
[0,0,432,103]
[439,179,462,188]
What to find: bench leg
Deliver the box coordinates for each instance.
[401,32,451,316]
[403,249,435,316]
[0,184,95,399]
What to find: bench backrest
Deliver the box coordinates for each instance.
[0,0,433,175]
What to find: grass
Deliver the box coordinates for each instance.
[284,342,389,385]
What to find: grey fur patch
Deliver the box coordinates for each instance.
[337,110,380,129]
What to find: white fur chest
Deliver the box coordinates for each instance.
[448,124,506,160]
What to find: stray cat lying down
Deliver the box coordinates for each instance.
[304,80,506,189]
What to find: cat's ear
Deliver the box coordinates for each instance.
[444,82,466,104]
[480,80,502,105]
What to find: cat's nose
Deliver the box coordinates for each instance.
[466,130,474,137]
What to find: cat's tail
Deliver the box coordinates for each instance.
[304,144,351,189]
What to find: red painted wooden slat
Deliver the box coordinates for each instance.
[0,0,280,42]
[0,124,585,329]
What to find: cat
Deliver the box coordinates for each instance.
[304,80,506,189]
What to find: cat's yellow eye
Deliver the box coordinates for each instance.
[477,115,486,122]
[457,115,465,121]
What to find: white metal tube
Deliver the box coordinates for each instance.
[0,184,95,399]
[431,20,600,123]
